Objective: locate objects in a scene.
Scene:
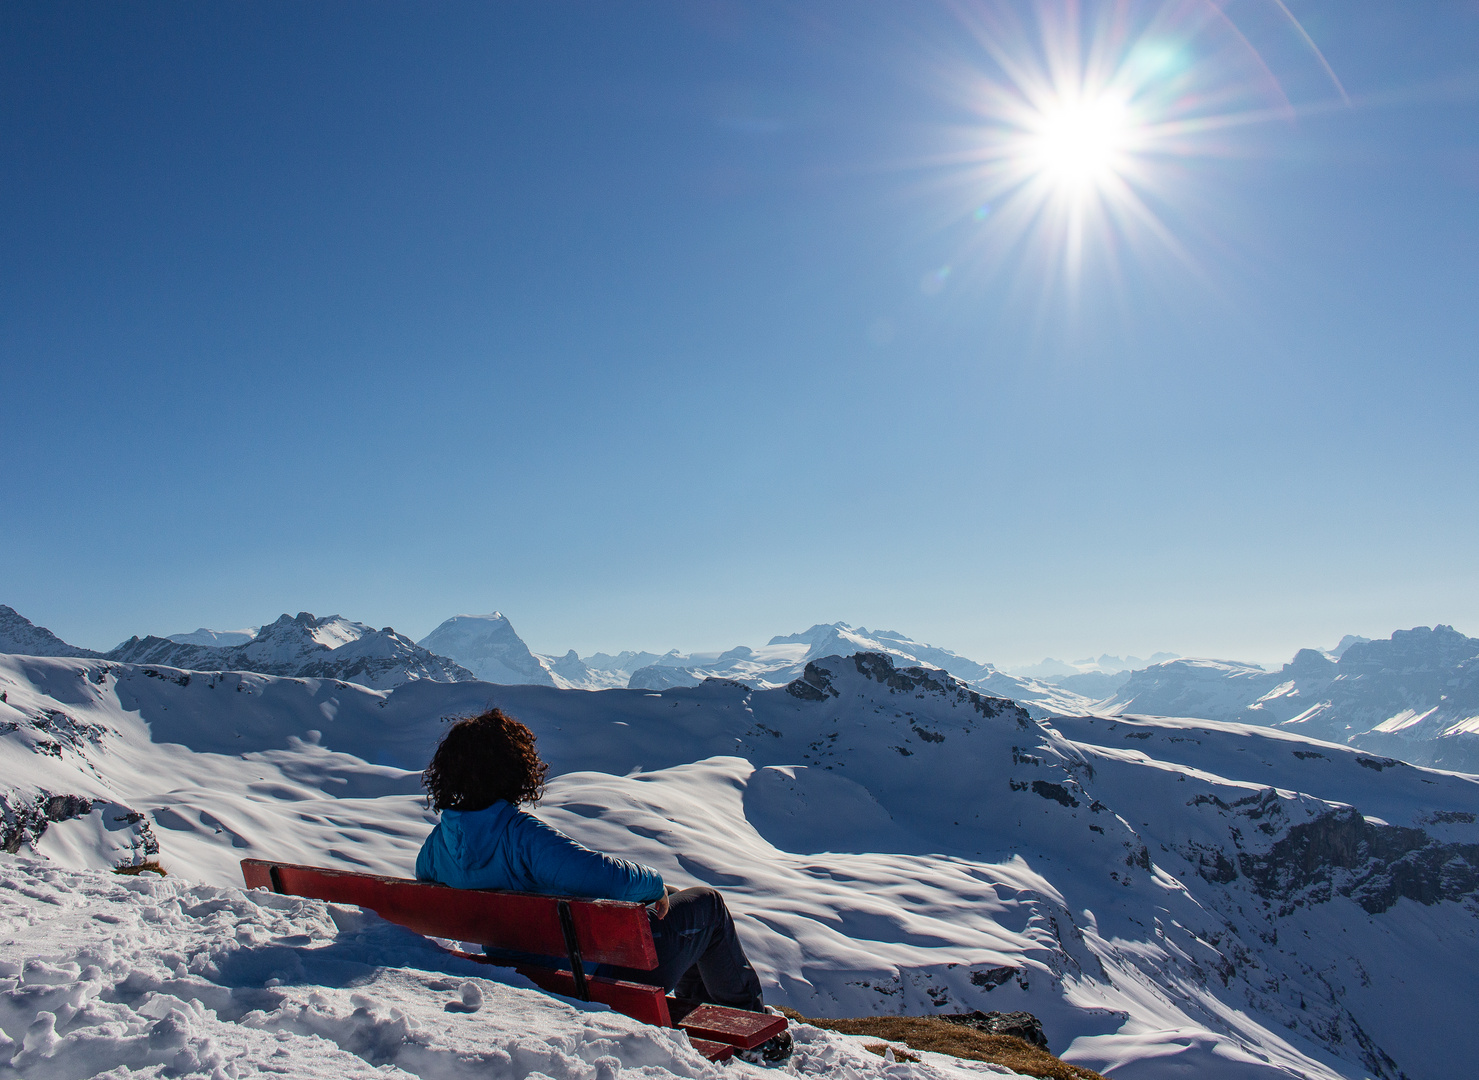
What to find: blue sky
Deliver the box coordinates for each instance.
[3,1,1477,667]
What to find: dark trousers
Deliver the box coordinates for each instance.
[598,886,764,1012]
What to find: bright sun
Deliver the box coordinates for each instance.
[1026,95,1137,194]
[944,2,1349,287]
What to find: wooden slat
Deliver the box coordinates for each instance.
[241,859,658,969]
[514,967,672,1027]
[670,1002,786,1049]
[688,1038,736,1062]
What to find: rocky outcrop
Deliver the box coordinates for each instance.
[785,653,1034,729]
[937,1011,1048,1051]
[1,791,94,853]
[1238,807,1479,915]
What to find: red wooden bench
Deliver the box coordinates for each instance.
[241,859,786,1062]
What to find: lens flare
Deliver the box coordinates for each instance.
[917,1,1350,300]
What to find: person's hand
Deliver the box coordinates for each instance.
[650,891,671,919]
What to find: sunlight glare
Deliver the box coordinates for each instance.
[1027,94,1136,192]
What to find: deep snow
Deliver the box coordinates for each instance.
[2,855,1033,1080]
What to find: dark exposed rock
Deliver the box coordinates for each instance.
[1,791,95,853]
[1239,806,1479,914]
[786,662,839,700]
[45,794,92,821]
[968,967,1016,990]
[1196,848,1239,884]
[936,1010,1048,1051]
[782,654,1031,731]
[851,653,1031,727]
[1031,780,1080,808]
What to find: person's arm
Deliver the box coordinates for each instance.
[414,827,439,881]
[515,812,665,903]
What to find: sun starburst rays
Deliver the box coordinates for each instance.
[917,0,1344,302]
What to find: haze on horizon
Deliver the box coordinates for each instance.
[2,2,1476,671]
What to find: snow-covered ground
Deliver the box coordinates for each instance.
[3,856,1034,1080]
[5,649,1477,1078]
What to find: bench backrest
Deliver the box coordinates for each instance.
[241,858,658,970]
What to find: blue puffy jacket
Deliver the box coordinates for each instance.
[414,800,665,903]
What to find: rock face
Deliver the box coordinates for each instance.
[416,612,556,686]
[1234,804,1479,915]
[0,606,100,658]
[109,612,474,690]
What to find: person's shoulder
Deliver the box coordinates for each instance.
[508,807,588,847]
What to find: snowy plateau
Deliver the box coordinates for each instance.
[2,621,1479,1080]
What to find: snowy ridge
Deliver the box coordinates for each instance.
[109,612,475,690]
[3,651,1477,1077]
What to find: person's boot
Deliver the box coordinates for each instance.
[736,1028,792,1065]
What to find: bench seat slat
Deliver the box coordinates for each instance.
[241,859,658,969]
[671,1002,788,1049]
[686,1038,736,1062]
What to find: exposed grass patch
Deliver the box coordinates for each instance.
[779,1009,1107,1080]
[862,1043,920,1063]
[113,860,167,876]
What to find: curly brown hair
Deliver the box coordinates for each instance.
[422,708,548,811]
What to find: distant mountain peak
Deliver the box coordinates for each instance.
[0,605,101,658]
[417,611,555,686]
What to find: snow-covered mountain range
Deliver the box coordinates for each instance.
[112,613,476,690]
[0,607,475,691]
[1103,625,1479,771]
[3,645,1476,1079]
[413,615,1089,712]
[411,615,1094,716]
[10,603,1479,774]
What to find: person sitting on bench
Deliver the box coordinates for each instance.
[415,708,769,1016]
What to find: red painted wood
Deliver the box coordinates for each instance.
[515,967,673,1027]
[687,1038,736,1062]
[240,859,658,969]
[671,1003,786,1049]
